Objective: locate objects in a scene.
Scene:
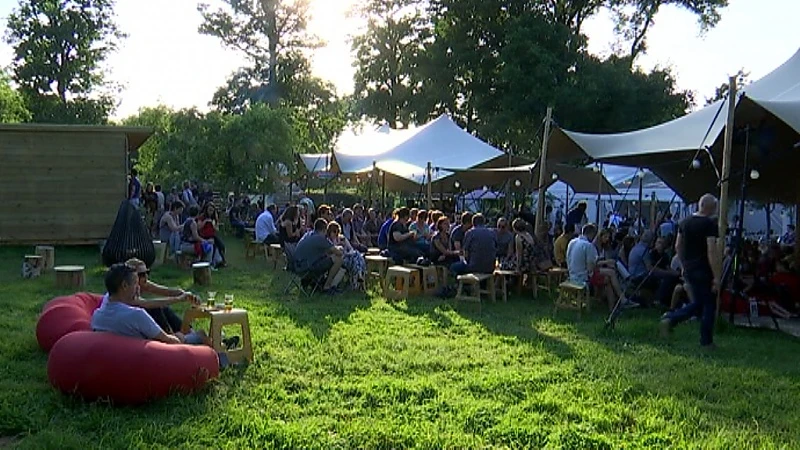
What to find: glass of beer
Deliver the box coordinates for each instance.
[224,294,234,312]
[207,291,217,308]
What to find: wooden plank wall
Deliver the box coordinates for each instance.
[0,131,127,244]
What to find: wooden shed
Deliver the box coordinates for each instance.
[0,124,153,245]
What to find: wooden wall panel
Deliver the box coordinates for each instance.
[0,131,128,244]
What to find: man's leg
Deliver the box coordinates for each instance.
[450,261,468,276]
[695,279,716,346]
[655,273,679,307]
[146,308,173,333]
[163,307,183,333]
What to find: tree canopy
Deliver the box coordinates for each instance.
[5,0,124,123]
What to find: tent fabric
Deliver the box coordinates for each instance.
[547,48,800,203]
[440,163,619,195]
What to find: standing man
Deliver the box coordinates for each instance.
[660,194,720,348]
[128,169,142,208]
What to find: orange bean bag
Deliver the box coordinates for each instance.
[37,293,219,404]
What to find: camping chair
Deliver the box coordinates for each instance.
[281,245,325,297]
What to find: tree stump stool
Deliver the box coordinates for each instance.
[405,264,438,296]
[152,240,167,267]
[192,262,212,286]
[384,266,415,300]
[54,266,85,289]
[366,248,381,256]
[175,251,194,270]
[23,255,44,279]
[35,246,55,272]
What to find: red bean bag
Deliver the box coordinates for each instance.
[37,293,219,404]
[37,292,103,352]
[48,331,219,405]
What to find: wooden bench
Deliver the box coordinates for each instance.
[268,244,283,269]
[555,281,590,319]
[493,270,518,303]
[455,273,495,311]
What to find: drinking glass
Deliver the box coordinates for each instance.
[207,291,217,308]
[224,294,234,312]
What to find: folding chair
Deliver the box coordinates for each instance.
[281,245,325,297]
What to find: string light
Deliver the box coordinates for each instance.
[749,169,760,180]
[514,179,521,187]
[454,181,461,189]
[691,159,701,169]
[551,173,559,180]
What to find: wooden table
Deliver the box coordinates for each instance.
[182,307,254,364]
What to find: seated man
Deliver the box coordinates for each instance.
[641,235,680,307]
[91,264,228,365]
[387,207,424,263]
[450,214,496,275]
[255,204,280,245]
[292,218,346,293]
[566,224,623,310]
[377,210,397,250]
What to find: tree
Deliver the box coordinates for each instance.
[705,68,749,105]
[0,71,32,122]
[198,0,318,106]
[5,0,124,123]
[351,0,428,128]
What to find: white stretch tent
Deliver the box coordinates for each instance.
[548,47,800,203]
[299,115,509,191]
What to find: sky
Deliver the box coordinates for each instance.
[0,0,797,120]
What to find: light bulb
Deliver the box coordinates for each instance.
[514,179,521,187]
[346,178,351,184]
[592,166,601,173]
[368,172,373,179]
[637,169,646,179]
[482,186,488,192]
[691,159,701,169]
[750,169,760,180]
[551,173,559,180]
[454,181,461,189]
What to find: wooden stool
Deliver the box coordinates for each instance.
[384,266,415,300]
[244,233,260,260]
[152,240,167,267]
[494,270,517,303]
[548,267,568,286]
[366,248,381,256]
[406,264,438,296]
[54,265,85,289]
[556,281,591,319]
[35,245,55,272]
[268,244,283,269]
[23,255,44,279]
[533,271,554,299]
[455,273,495,311]
[366,255,390,291]
[182,308,254,365]
[192,262,212,286]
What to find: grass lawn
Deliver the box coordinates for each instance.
[1,240,799,449]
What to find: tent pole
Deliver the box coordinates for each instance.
[637,171,643,233]
[426,162,433,210]
[536,107,553,231]
[716,75,737,317]
[650,192,657,231]
[595,163,603,224]
[795,202,800,268]
[381,170,386,211]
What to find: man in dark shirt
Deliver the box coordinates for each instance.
[566,202,587,229]
[644,236,680,307]
[450,212,473,251]
[661,194,720,348]
[450,214,497,275]
[293,219,344,293]
[494,218,513,258]
[387,207,423,263]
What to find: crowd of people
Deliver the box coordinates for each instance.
[126,167,798,348]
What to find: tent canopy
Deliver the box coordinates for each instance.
[298,115,511,192]
[548,48,800,203]
[440,163,619,195]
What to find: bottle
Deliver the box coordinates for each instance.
[749,297,759,318]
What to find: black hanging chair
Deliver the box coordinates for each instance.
[102,201,156,267]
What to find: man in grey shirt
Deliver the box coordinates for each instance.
[292,218,344,292]
[450,214,497,275]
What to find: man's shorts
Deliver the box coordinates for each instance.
[305,255,333,276]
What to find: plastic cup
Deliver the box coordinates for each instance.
[224,294,233,312]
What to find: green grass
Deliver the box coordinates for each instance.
[1,241,799,449]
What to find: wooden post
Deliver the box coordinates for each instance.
[595,164,603,224]
[649,192,657,232]
[54,265,85,289]
[192,262,212,286]
[536,107,553,231]
[23,255,43,279]
[35,245,55,272]
[426,162,433,210]
[716,75,737,314]
[795,203,800,269]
